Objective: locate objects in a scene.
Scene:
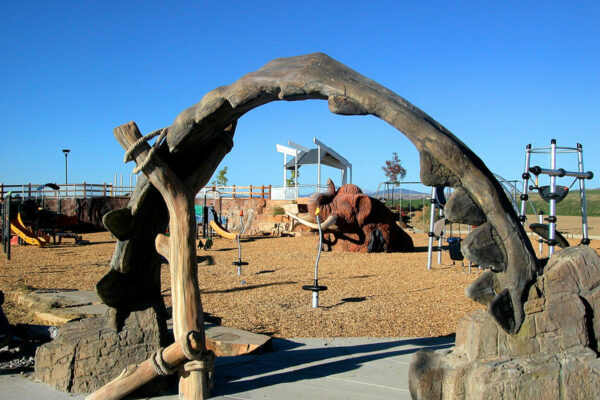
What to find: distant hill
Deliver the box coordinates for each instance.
[367,186,600,217]
[356,184,599,217]
[528,188,600,217]
[367,187,429,200]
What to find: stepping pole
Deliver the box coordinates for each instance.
[302,207,327,307]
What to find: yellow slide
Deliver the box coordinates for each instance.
[209,220,238,240]
[11,214,47,247]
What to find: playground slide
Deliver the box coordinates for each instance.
[209,220,238,240]
[10,217,46,247]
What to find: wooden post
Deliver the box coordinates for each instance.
[249,185,253,198]
[83,182,87,198]
[268,184,272,199]
[232,184,236,199]
[28,183,31,199]
[113,122,209,400]
[0,184,3,201]
[103,183,107,196]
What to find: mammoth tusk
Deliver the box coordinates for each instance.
[320,215,338,230]
[286,212,319,229]
[285,212,338,231]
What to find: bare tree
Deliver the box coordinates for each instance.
[382,152,407,183]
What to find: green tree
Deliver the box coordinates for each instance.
[382,152,407,183]
[211,166,228,186]
[286,169,299,186]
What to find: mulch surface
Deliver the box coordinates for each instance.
[1,230,598,338]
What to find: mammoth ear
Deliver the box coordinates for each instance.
[326,178,336,195]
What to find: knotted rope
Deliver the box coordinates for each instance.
[181,330,203,361]
[123,127,168,174]
[150,347,176,376]
[180,330,216,389]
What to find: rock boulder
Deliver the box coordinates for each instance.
[35,305,171,395]
[409,246,600,399]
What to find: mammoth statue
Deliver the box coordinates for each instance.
[289,179,414,253]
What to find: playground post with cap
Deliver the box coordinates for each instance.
[302,206,328,307]
[232,209,248,276]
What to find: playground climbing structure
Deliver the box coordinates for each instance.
[520,140,594,256]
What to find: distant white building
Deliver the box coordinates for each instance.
[273,138,352,200]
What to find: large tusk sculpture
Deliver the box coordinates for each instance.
[286,212,338,231]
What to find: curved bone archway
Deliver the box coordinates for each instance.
[102,53,540,334]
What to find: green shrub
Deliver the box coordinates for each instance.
[272,206,285,215]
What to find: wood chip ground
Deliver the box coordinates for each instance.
[1,224,598,338]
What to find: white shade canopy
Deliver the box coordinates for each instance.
[275,137,352,196]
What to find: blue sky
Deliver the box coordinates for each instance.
[1,1,599,194]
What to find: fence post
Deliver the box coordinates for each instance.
[103,183,106,196]
[0,184,3,201]
[83,182,87,198]
[232,185,236,199]
[28,183,31,199]
[249,185,253,198]
[269,185,272,199]
[260,185,264,199]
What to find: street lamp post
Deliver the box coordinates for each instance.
[62,149,70,185]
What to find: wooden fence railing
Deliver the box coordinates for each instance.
[1,183,272,200]
[0,183,135,200]
[197,185,272,199]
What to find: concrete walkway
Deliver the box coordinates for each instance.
[0,336,452,399]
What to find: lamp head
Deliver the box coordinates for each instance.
[62,149,70,156]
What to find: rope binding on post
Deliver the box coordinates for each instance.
[181,330,203,361]
[150,347,177,376]
[177,330,217,391]
[123,127,169,174]
[179,331,216,389]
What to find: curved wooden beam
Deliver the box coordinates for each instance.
[165,53,539,333]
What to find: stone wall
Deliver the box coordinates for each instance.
[197,197,311,235]
[34,195,308,233]
[409,246,600,400]
[35,305,171,395]
[43,197,130,230]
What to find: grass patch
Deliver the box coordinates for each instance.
[271,206,285,216]
[529,189,600,216]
